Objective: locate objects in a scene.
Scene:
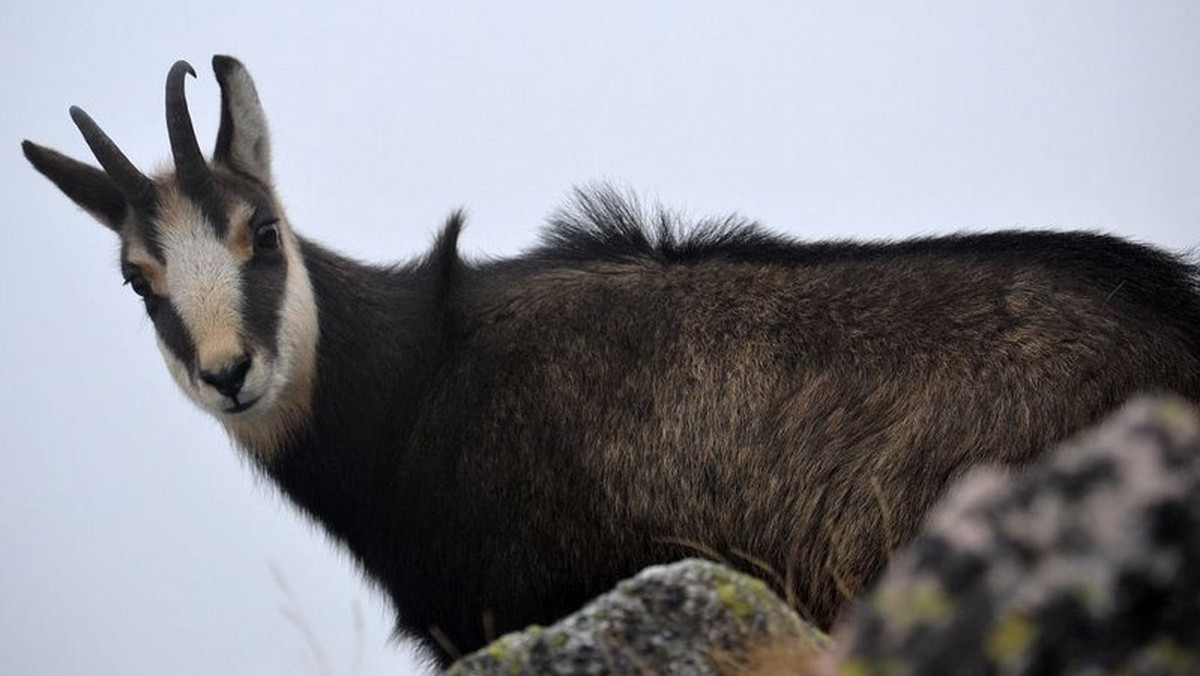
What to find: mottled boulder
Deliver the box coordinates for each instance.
[832,397,1200,675]
[446,558,827,675]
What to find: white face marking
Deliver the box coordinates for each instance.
[162,214,244,363]
[151,187,318,459]
[154,196,254,412]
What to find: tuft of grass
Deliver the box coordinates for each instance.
[708,630,831,676]
[270,561,368,676]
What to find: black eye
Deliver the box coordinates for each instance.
[253,221,280,252]
[124,273,151,298]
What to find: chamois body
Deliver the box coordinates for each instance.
[288,208,1200,658]
[23,57,1200,665]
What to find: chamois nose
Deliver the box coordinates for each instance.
[199,355,252,398]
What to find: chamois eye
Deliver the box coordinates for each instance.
[254,221,280,252]
[124,273,151,298]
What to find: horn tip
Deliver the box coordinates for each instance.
[170,59,197,79]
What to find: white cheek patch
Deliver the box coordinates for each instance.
[276,231,319,385]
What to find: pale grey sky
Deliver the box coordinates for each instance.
[2,2,1198,674]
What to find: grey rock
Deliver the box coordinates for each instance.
[832,396,1200,675]
[446,558,826,675]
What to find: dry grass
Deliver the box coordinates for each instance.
[270,561,367,676]
[708,631,831,676]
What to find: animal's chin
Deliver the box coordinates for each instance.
[210,391,272,419]
[223,397,261,415]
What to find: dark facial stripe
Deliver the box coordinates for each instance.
[152,298,197,373]
[192,168,274,241]
[133,206,166,263]
[191,183,232,239]
[119,222,166,269]
[240,243,288,360]
[210,169,288,356]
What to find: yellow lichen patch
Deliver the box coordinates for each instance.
[717,581,759,622]
[1139,636,1197,673]
[482,635,525,676]
[985,613,1034,665]
[715,571,789,628]
[834,656,908,676]
[1147,398,1200,445]
[1068,579,1111,617]
[484,639,511,661]
[874,578,952,632]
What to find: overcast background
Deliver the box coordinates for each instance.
[2,1,1198,674]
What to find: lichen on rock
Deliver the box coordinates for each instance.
[447,558,827,675]
[832,396,1200,675]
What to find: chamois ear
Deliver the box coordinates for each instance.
[212,55,272,184]
[22,140,127,232]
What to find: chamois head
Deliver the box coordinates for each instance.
[23,57,317,458]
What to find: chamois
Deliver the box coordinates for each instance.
[22,56,1200,665]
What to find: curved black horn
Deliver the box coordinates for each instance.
[166,60,211,195]
[69,106,155,210]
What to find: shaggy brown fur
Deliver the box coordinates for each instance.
[23,56,1200,665]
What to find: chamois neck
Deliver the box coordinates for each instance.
[264,236,455,552]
